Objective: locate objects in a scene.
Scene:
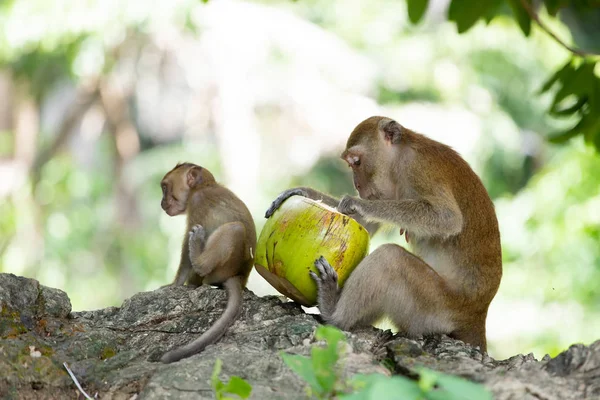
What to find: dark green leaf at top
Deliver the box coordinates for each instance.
[448,0,496,33]
[407,0,429,24]
[543,0,562,16]
[482,0,506,24]
[507,0,532,36]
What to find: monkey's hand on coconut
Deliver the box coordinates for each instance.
[188,224,207,263]
[309,256,341,321]
[265,187,341,218]
[264,188,308,218]
[337,195,362,216]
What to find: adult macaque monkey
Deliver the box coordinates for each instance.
[160,162,256,363]
[265,116,502,352]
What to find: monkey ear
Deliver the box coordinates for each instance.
[382,120,403,144]
[187,167,203,188]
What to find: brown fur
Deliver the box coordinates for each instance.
[266,116,502,352]
[160,163,256,363]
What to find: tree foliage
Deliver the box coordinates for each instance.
[407,0,600,151]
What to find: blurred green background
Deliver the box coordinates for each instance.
[1,0,599,361]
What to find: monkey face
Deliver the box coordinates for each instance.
[160,181,188,216]
[346,159,391,200]
[342,116,402,200]
[160,163,217,216]
[342,146,378,199]
[160,171,190,216]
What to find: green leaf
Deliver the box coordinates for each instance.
[339,391,370,400]
[368,377,423,400]
[346,373,377,392]
[544,61,600,149]
[551,62,596,109]
[343,374,420,400]
[281,353,322,394]
[584,125,598,144]
[281,327,349,397]
[548,122,585,144]
[315,325,346,344]
[222,376,252,399]
[342,375,423,400]
[587,67,600,113]
[448,0,495,33]
[211,359,252,399]
[407,0,429,24]
[417,368,437,392]
[582,114,600,145]
[482,0,505,24]
[310,326,346,394]
[311,347,339,394]
[590,81,600,151]
[506,0,532,36]
[212,359,225,394]
[550,96,588,117]
[422,369,492,400]
[538,59,574,94]
[592,129,600,151]
[543,0,561,16]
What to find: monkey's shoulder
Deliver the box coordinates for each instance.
[196,187,254,230]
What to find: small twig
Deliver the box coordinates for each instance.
[518,0,600,58]
[63,362,94,400]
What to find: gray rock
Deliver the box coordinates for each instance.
[0,272,598,399]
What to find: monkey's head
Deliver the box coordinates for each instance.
[341,116,404,200]
[160,163,216,216]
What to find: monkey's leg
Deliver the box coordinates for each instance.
[172,239,193,286]
[312,244,456,336]
[189,222,246,279]
[450,315,488,351]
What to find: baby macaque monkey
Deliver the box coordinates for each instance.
[159,162,256,363]
[266,116,502,352]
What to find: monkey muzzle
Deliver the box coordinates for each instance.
[162,202,184,216]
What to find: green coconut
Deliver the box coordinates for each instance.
[255,196,370,307]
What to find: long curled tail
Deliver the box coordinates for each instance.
[160,276,243,364]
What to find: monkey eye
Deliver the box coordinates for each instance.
[345,155,360,167]
[161,184,167,194]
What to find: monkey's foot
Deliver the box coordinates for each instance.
[188,224,207,259]
[309,256,340,320]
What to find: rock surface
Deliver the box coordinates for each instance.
[0,272,598,399]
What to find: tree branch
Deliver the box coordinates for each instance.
[518,0,600,58]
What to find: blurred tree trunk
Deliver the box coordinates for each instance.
[0,71,13,139]
[100,78,141,299]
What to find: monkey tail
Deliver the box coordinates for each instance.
[160,276,243,364]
